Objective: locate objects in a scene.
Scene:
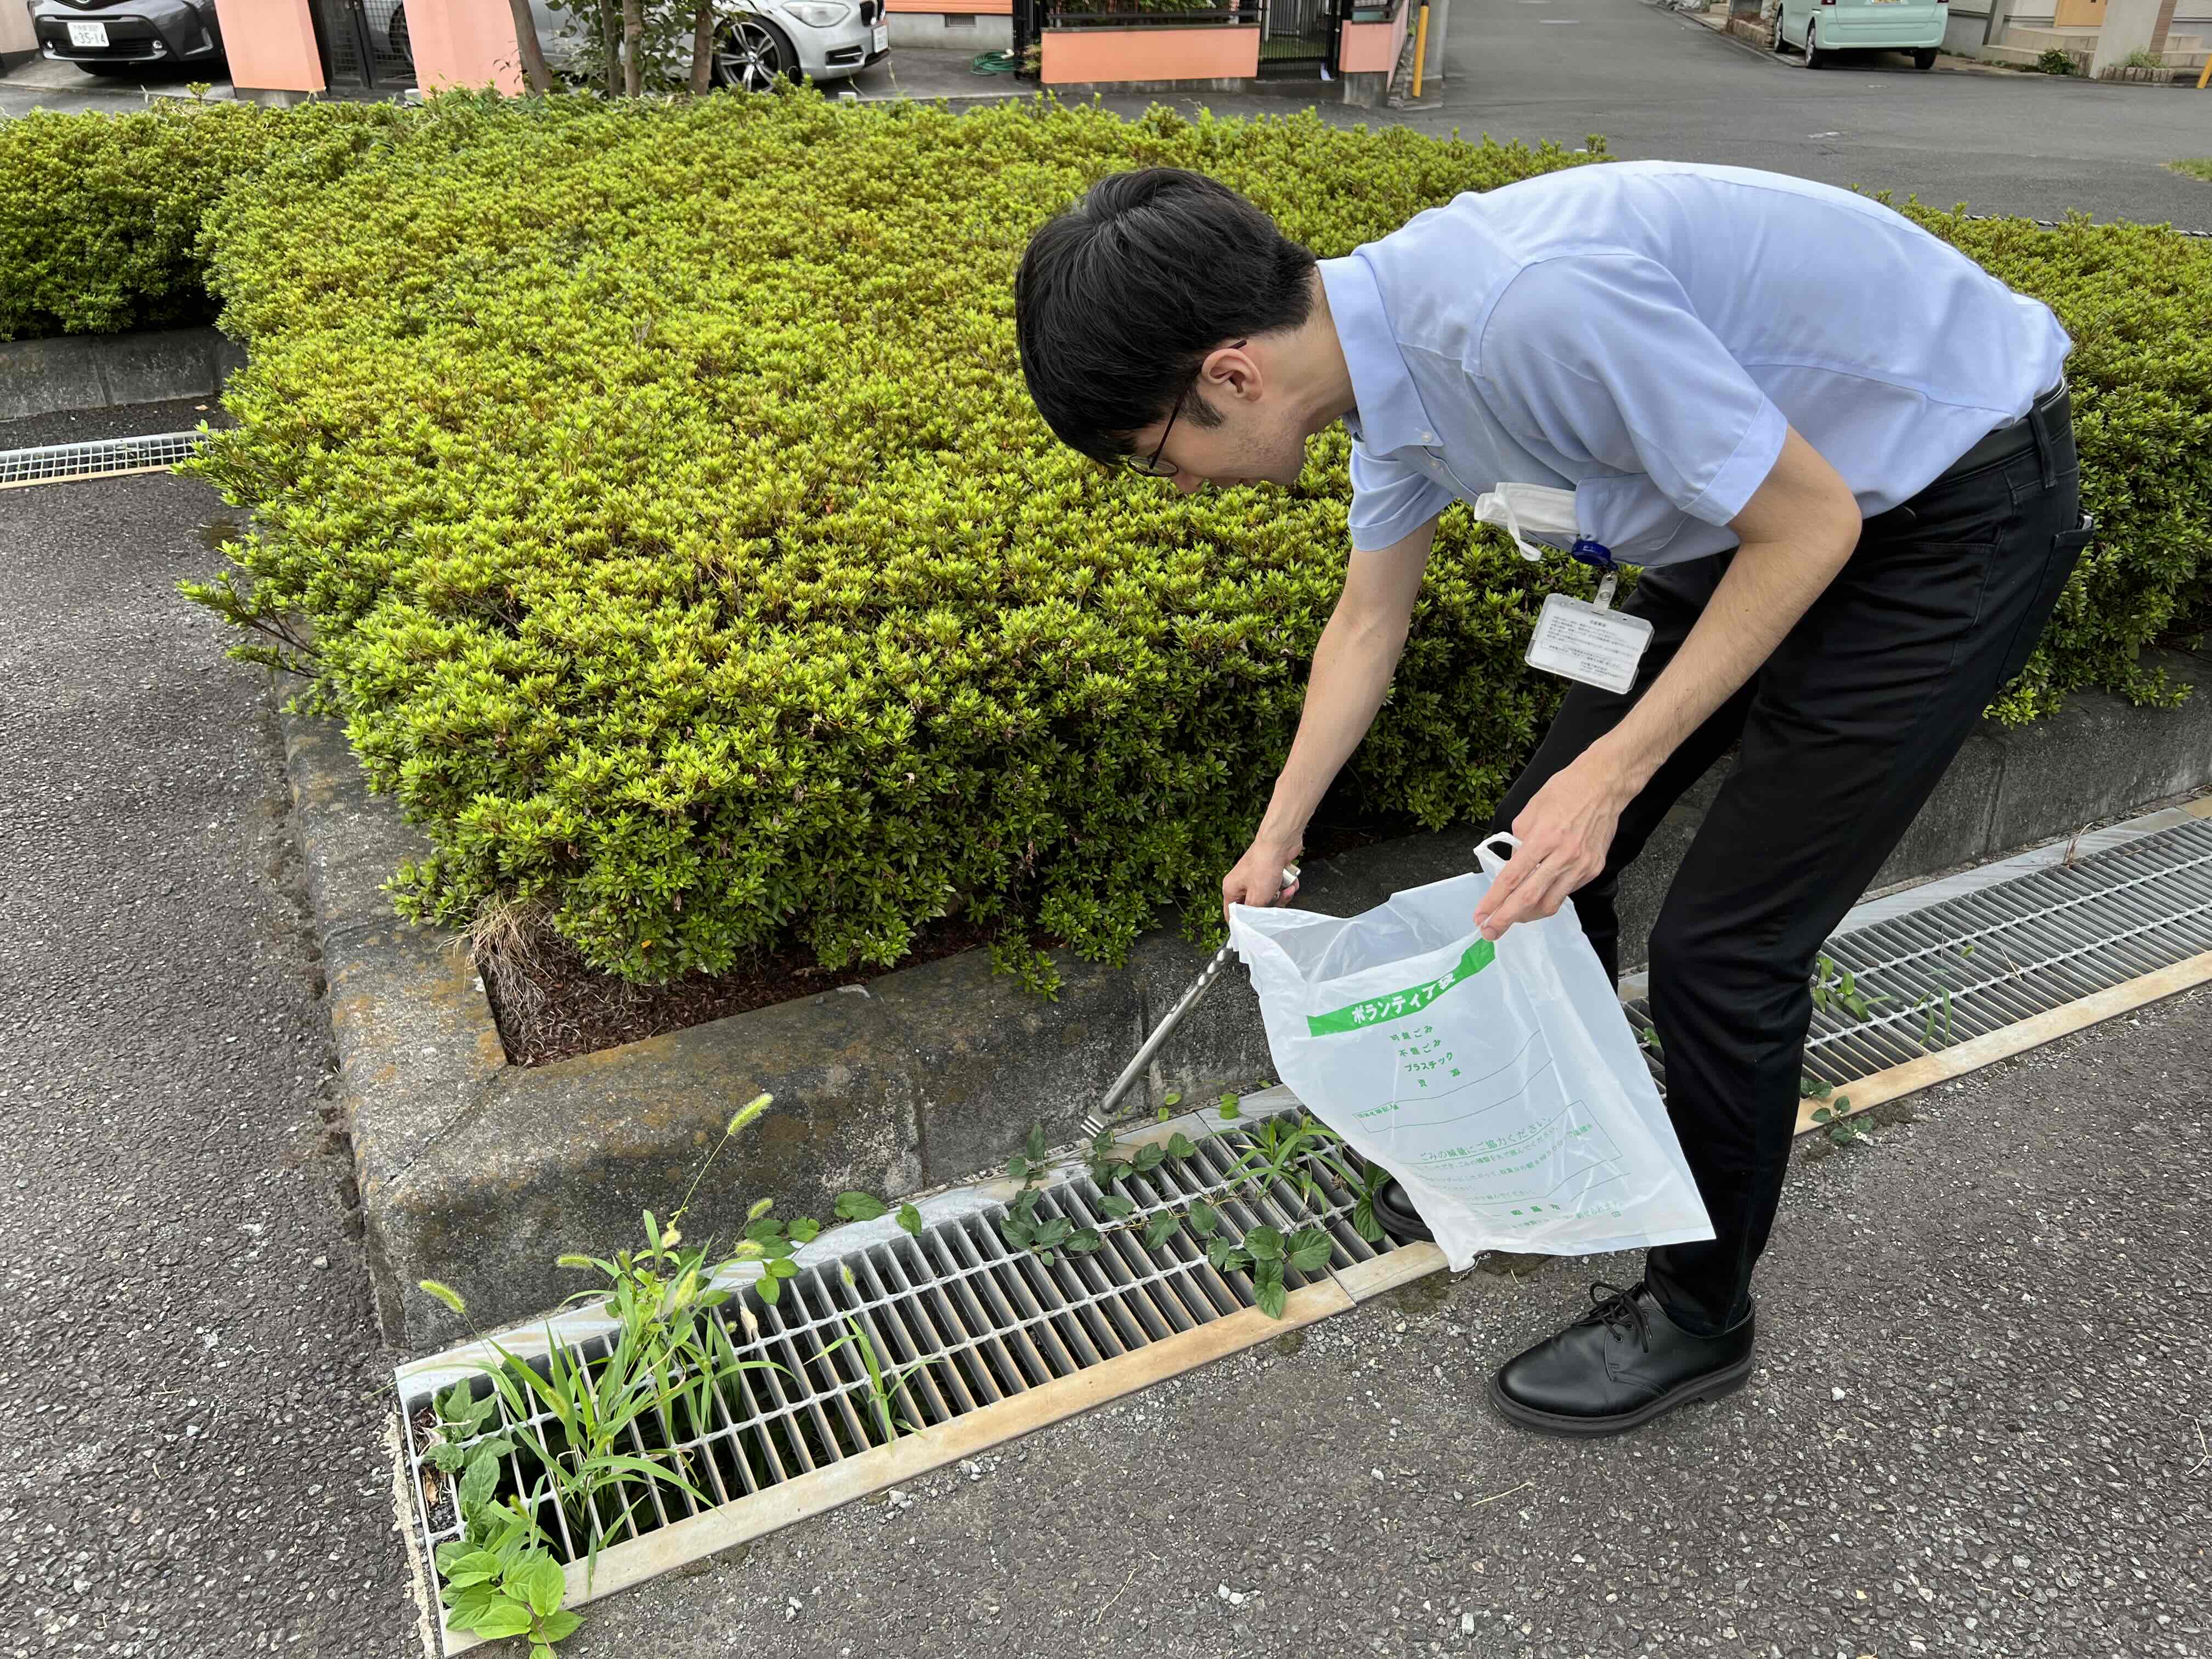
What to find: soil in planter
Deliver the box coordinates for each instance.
[481,812,1409,1068]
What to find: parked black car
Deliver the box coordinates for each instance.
[30,0,226,75]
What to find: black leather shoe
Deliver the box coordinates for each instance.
[1372,1177,1434,1243]
[1488,1279,1755,1438]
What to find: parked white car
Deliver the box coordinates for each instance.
[524,0,889,91]
[1771,0,1948,69]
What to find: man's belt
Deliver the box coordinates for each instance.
[1940,379,2070,482]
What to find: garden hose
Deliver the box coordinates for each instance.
[970,49,1020,74]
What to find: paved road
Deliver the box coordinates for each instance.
[1380,0,2212,230]
[10,0,2212,229]
[0,450,415,1659]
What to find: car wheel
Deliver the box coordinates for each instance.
[1770,8,1788,53]
[1803,18,1827,66]
[1912,46,1937,70]
[713,15,798,92]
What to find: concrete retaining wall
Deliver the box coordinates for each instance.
[276,647,2212,1350]
[0,325,245,422]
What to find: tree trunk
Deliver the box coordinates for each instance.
[690,1,715,93]
[623,0,645,94]
[599,0,621,93]
[505,0,555,92]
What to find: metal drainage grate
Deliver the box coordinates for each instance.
[399,1110,1406,1594]
[0,430,209,490]
[1626,816,2212,1092]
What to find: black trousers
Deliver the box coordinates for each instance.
[1489,387,2093,1336]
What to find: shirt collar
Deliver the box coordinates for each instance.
[1318,251,1441,456]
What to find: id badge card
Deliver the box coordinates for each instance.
[1526,591,1652,695]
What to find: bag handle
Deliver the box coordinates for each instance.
[1475,832,1520,876]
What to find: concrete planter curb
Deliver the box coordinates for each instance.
[279,648,2212,1351]
[0,325,244,421]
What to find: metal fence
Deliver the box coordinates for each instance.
[311,0,416,90]
[1031,0,1262,29]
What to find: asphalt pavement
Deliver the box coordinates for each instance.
[0,462,414,1658]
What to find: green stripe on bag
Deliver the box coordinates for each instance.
[1305,939,1496,1036]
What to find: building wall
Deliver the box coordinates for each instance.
[2,0,37,67]
[1039,21,1260,81]
[409,0,526,92]
[207,0,326,92]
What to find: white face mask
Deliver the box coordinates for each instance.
[1468,482,1582,563]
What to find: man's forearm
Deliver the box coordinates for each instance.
[1257,608,1407,844]
[1584,535,1852,798]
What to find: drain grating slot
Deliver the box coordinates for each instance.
[399,1108,1405,1635]
[0,430,210,489]
[1626,816,2212,1092]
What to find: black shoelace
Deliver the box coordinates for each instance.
[1578,1279,1652,1352]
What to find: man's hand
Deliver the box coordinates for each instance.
[1471,753,1635,940]
[1472,424,1861,943]
[1222,835,1304,924]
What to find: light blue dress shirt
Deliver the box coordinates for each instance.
[1317,160,2072,566]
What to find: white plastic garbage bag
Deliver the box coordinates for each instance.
[1227,836,1713,1270]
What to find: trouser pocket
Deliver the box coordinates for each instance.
[1997,511,2094,686]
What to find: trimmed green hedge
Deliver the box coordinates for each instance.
[0,99,404,342]
[8,91,2186,986]
[184,94,1583,986]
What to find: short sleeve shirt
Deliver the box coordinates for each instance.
[1320,161,2071,566]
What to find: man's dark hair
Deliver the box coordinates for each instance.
[1015,168,1318,466]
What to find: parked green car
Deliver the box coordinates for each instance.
[1773,0,1948,69]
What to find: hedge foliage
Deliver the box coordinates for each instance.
[184,93,1584,986]
[0,99,404,342]
[121,91,2205,988]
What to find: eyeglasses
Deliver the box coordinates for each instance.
[1123,341,1248,479]
[1126,393,1184,479]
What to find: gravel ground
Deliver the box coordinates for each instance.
[0,464,413,1658]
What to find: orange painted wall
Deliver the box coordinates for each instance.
[886,0,1012,12]
[1040,23,1259,81]
[1335,6,1407,73]
[408,0,526,92]
[208,0,325,92]
[1,0,38,59]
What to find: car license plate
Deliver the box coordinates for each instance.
[872,22,888,50]
[69,19,111,46]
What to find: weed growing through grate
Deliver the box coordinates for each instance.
[819,1316,938,1442]
[985,1113,1387,1319]
[432,1495,578,1656]
[410,1099,1389,1649]
[413,1090,861,1649]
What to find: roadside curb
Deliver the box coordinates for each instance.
[0,325,243,421]
[276,644,2212,1351]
